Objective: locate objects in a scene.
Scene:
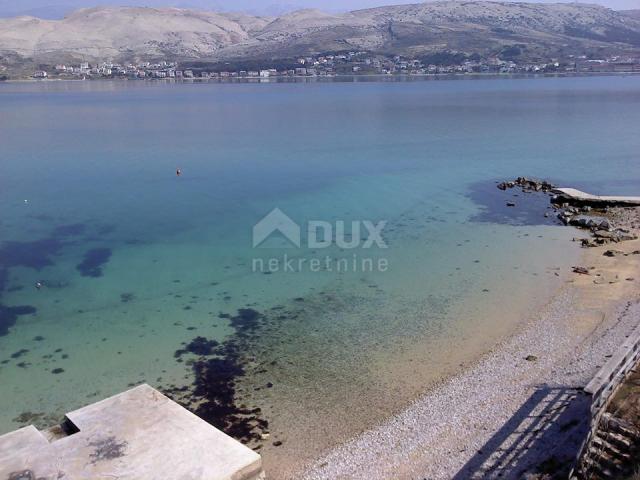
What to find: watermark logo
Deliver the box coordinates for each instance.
[251,208,389,274]
[253,208,301,248]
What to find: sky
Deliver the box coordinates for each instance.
[0,0,638,18]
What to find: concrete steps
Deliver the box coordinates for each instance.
[575,414,640,479]
[602,414,640,441]
[592,434,632,461]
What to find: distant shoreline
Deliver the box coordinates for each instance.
[3,71,640,85]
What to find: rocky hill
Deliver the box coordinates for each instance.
[1,1,640,71]
[0,7,270,62]
[622,10,640,20]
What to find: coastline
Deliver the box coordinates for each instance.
[243,222,581,479]
[1,79,638,479]
[2,71,639,84]
[301,209,640,479]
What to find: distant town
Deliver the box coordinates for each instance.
[24,51,640,81]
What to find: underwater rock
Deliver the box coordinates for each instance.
[174,337,220,358]
[0,238,64,271]
[12,412,44,424]
[0,305,37,337]
[76,248,112,277]
[120,293,135,303]
[229,308,263,335]
[0,268,7,293]
[164,307,270,445]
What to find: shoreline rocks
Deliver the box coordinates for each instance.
[497,177,556,193]
[497,177,639,248]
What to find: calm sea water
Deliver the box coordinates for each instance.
[1,75,639,471]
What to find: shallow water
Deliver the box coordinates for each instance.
[1,75,639,473]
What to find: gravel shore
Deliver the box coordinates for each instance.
[303,215,640,480]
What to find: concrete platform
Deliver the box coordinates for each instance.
[0,384,264,480]
[553,188,640,207]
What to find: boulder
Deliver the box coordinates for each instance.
[514,177,556,192]
[558,212,572,225]
[568,216,610,230]
[617,231,638,242]
[594,230,616,239]
[594,230,638,242]
[497,181,516,190]
[497,177,556,193]
[581,238,600,247]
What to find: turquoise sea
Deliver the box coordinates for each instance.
[1,75,639,476]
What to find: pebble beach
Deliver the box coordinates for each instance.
[303,207,640,480]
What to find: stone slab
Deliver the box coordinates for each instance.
[0,384,264,480]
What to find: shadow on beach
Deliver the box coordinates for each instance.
[452,386,590,479]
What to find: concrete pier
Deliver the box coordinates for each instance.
[0,384,264,480]
[553,188,640,207]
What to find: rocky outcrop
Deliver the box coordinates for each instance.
[497,177,556,193]
[556,206,637,247]
[557,213,610,230]
[496,177,639,248]
[579,230,638,248]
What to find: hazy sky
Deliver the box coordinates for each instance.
[0,0,638,18]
